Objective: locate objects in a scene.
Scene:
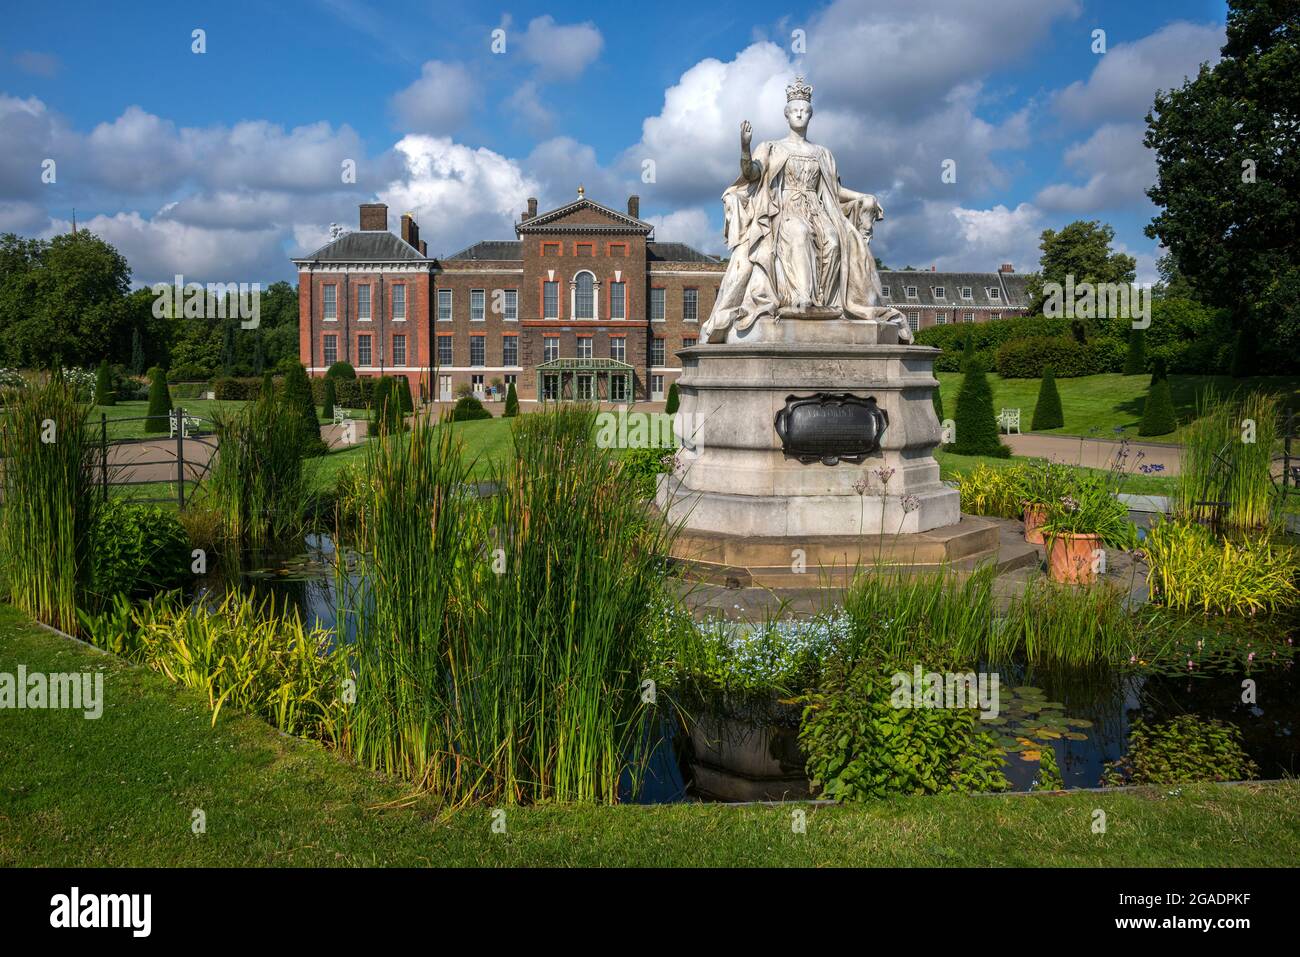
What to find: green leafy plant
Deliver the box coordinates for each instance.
[449,394,492,422]
[1039,472,1136,549]
[325,361,356,380]
[1174,388,1280,530]
[281,362,325,456]
[93,359,115,406]
[89,500,190,602]
[503,381,519,417]
[954,463,1025,518]
[1101,715,1258,787]
[665,382,680,414]
[1144,519,1299,616]
[1123,326,1146,375]
[321,375,338,421]
[622,446,673,499]
[799,657,1008,801]
[1034,745,1064,791]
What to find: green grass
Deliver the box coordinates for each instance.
[2,604,1297,867]
[89,399,362,440]
[936,372,1300,443]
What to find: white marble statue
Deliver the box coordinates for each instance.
[701,76,913,344]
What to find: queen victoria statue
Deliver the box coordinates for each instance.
[701,76,912,344]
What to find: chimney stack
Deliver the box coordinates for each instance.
[522,197,538,221]
[400,212,420,250]
[627,195,640,218]
[999,263,1015,273]
[359,203,388,231]
[419,240,427,257]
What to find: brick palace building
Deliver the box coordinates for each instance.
[294,192,1029,403]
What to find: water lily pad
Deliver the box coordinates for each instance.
[1015,687,1044,696]
[1041,702,1065,710]
[1066,718,1094,728]
[1036,729,1062,739]
[1021,702,1044,713]
[983,716,1007,725]
[1020,750,1042,762]
[1064,732,1089,741]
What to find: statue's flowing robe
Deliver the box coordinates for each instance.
[702,139,900,343]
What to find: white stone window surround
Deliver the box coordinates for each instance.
[571,269,600,320]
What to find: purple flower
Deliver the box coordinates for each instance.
[901,494,921,513]
[1060,495,1079,513]
[1139,463,1165,474]
[853,476,870,496]
[874,466,896,486]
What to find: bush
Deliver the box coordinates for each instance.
[799,658,1008,801]
[1101,716,1258,787]
[280,363,325,456]
[995,335,1118,378]
[950,360,1009,457]
[144,367,173,433]
[449,395,492,422]
[1138,361,1177,436]
[212,376,265,401]
[1123,327,1146,375]
[89,500,190,601]
[953,463,1025,518]
[665,382,680,414]
[371,377,406,433]
[916,314,1075,373]
[503,381,519,417]
[326,361,356,380]
[321,375,338,420]
[622,446,673,499]
[93,360,115,406]
[395,376,414,414]
[1031,368,1064,430]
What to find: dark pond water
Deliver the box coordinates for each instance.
[204,535,1298,801]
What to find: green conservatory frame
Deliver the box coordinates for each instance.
[536,357,635,403]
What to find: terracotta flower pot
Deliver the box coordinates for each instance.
[1023,504,1048,545]
[1046,532,1103,584]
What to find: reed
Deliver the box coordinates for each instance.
[207,393,310,555]
[1175,389,1281,530]
[999,578,1139,665]
[343,405,670,805]
[0,374,97,632]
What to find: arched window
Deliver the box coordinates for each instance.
[574,271,595,320]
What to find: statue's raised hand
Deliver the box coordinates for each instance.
[740,121,752,151]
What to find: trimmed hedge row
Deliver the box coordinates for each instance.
[994,336,1126,379]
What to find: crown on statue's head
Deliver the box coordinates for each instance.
[785,75,813,103]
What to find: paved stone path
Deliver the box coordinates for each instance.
[1003,432,1182,475]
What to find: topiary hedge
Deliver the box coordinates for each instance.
[994,335,1123,378]
[449,395,493,422]
[213,376,266,400]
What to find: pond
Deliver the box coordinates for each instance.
[202,535,1298,803]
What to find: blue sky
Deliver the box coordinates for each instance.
[0,0,1229,284]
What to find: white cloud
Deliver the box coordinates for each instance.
[1053,21,1223,126]
[505,81,553,134]
[1035,122,1154,211]
[377,135,540,258]
[516,16,604,81]
[645,208,723,256]
[390,61,478,135]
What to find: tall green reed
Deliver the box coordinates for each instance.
[1176,388,1280,530]
[0,375,97,632]
[343,405,671,805]
[207,393,311,555]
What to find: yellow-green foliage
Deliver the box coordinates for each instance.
[1144,520,1300,616]
[954,463,1025,519]
[82,591,348,740]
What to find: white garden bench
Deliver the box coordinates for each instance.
[169,410,201,438]
[998,408,1022,435]
[332,408,352,425]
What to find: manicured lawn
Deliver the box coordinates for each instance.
[2,605,1297,867]
[936,372,1300,442]
[309,415,516,488]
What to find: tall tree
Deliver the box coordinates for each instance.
[1025,220,1136,341]
[1144,0,1300,373]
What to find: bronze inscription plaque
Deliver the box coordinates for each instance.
[773,393,888,465]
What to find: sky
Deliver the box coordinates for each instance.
[0,0,1231,286]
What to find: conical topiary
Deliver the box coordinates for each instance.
[665,382,680,414]
[371,377,404,435]
[259,372,275,400]
[281,362,324,455]
[932,386,944,427]
[143,367,172,433]
[94,359,115,406]
[322,375,338,421]
[1123,327,1146,375]
[1139,358,1177,436]
[1031,367,1064,430]
[950,358,1010,457]
[503,381,519,417]
[961,328,977,371]
[396,376,414,414]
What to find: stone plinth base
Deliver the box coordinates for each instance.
[663,515,1000,589]
[656,323,960,539]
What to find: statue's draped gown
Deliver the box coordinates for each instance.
[702,138,899,343]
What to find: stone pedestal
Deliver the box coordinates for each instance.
[656,314,961,545]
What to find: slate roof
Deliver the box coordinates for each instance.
[879,270,1026,309]
[647,242,723,264]
[444,241,523,261]
[294,230,425,263]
